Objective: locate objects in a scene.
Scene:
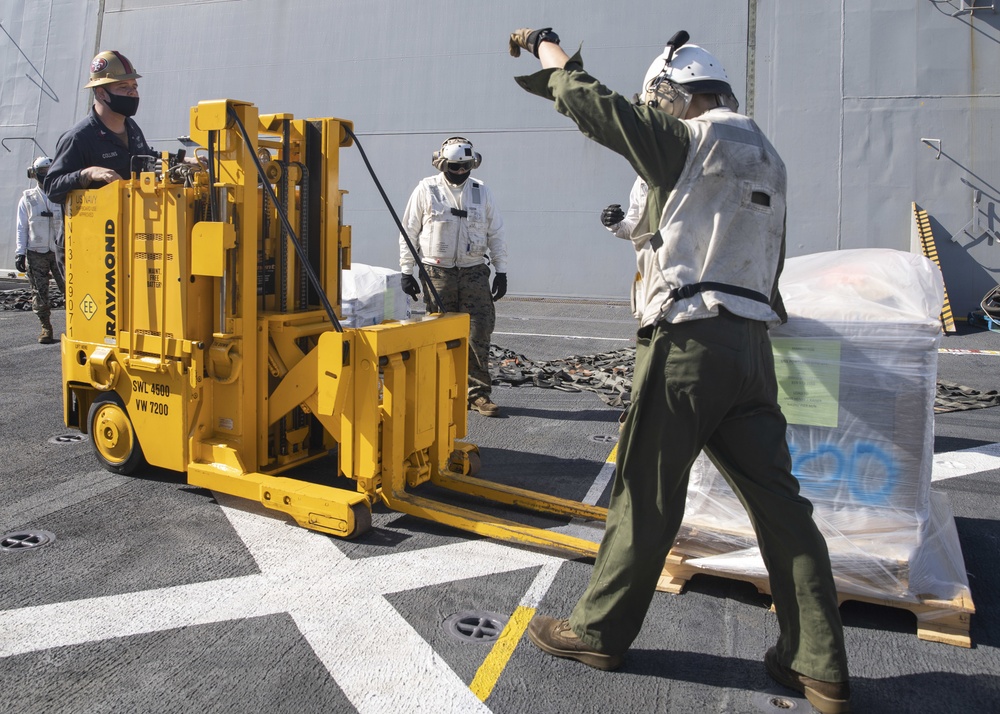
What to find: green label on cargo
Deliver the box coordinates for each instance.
[772,338,841,428]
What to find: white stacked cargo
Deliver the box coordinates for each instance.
[341,263,411,328]
[671,249,973,642]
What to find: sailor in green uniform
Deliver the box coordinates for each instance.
[509,28,851,714]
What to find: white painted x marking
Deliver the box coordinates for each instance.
[0,493,563,713]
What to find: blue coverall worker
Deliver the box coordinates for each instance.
[44,50,151,204]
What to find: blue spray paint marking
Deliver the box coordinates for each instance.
[789,440,899,506]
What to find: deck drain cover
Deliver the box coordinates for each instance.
[1,530,56,552]
[752,689,809,712]
[589,434,618,443]
[443,611,507,643]
[48,434,86,444]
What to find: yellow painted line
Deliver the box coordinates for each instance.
[466,446,620,702]
[470,605,536,702]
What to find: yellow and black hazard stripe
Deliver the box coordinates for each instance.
[913,202,957,333]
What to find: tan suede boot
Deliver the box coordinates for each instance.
[38,321,55,344]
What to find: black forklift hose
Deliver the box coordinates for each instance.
[340,123,445,313]
[226,106,344,332]
[206,131,218,221]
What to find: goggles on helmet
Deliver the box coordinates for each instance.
[636,73,692,119]
[27,156,53,180]
[432,136,482,172]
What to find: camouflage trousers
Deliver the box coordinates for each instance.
[27,249,66,325]
[421,263,495,401]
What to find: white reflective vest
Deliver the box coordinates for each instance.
[16,186,63,255]
[399,174,507,273]
[631,108,787,328]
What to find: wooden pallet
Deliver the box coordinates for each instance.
[656,552,975,648]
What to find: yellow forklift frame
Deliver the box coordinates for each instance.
[60,99,606,558]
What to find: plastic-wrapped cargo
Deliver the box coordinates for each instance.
[675,249,972,608]
[341,263,411,328]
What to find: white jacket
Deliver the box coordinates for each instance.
[399,173,507,273]
[16,186,63,255]
[607,177,647,241]
[632,108,786,328]
[607,177,648,319]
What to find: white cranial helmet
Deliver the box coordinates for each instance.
[27,156,52,180]
[639,39,733,118]
[431,137,482,171]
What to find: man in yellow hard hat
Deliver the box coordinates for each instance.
[44,50,153,203]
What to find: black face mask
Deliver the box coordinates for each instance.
[444,171,470,186]
[102,91,140,117]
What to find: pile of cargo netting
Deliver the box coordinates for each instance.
[0,280,63,311]
[490,345,634,407]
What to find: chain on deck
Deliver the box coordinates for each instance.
[489,343,1000,414]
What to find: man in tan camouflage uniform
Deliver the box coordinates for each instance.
[15,156,65,345]
[398,137,508,416]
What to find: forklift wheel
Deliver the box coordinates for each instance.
[88,393,145,475]
[344,503,372,540]
[448,449,481,476]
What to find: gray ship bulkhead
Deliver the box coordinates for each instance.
[1,1,998,312]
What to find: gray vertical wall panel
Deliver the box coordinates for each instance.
[754,1,1000,313]
[1,0,100,273]
[752,3,844,257]
[838,0,1000,309]
[4,2,996,312]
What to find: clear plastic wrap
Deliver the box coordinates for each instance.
[341,263,411,328]
[676,249,972,607]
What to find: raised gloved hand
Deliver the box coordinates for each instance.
[491,273,507,302]
[401,273,420,299]
[601,204,625,227]
[508,27,560,58]
[15,254,26,273]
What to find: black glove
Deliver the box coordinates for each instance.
[509,27,560,58]
[601,204,625,227]
[401,273,420,299]
[491,273,507,302]
[15,254,26,273]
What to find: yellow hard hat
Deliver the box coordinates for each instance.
[84,50,141,88]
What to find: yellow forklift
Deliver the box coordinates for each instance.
[60,99,606,557]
